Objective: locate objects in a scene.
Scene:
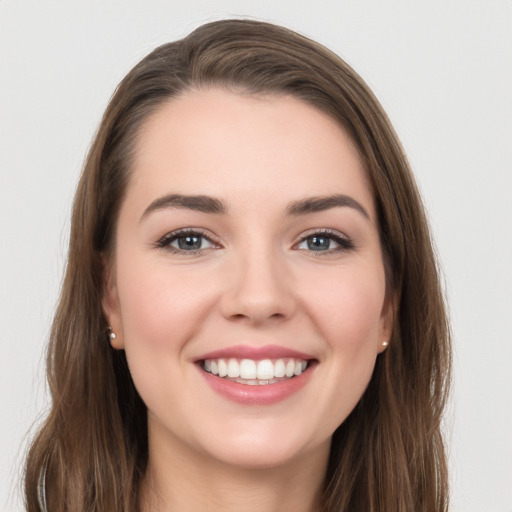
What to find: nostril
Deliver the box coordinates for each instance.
[230,313,248,321]
[228,311,288,325]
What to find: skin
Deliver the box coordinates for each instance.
[104,88,392,512]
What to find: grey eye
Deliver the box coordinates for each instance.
[298,235,339,251]
[171,234,214,251]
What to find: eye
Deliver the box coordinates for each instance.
[155,229,219,254]
[296,229,354,253]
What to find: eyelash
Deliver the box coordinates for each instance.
[154,228,220,254]
[154,228,354,255]
[295,229,355,255]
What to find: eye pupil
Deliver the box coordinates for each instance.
[308,236,330,251]
[178,235,202,250]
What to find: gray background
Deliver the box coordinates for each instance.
[1,1,511,511]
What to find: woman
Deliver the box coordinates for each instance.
[24,19,451,512]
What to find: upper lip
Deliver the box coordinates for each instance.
[194,344,315,362]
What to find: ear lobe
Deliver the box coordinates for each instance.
[101,256,124,349]
[378,292,397,353]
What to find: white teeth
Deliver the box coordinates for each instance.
[257,359,274,380]
[285,360,295,377]
[218,359,228,377]
[274,359,285,378]
[240,359,257,379]
[227,358,240,378]
[202,357,309,383]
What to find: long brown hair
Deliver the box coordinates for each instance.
[24,19,451,512]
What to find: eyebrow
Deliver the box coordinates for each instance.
[140,193,370,221]
[285,194,370,219]
[140,194,228,221]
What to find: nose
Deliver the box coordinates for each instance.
[219,246,297,325]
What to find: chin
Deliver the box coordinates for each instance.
[196,425,331,471]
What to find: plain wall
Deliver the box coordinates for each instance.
[1,1,511,511]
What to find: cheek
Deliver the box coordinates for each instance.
[113,257,220,414]
[300,263,386,352]
[301,267,386,428]
[115,255,218,355]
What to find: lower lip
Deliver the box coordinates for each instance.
[197,363,315,405]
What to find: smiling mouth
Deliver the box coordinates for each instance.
[201,358,310,386]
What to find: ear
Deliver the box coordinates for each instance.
[377,292,397,354]
[102,255,124,350]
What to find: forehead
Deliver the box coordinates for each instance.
[125,88,375,219]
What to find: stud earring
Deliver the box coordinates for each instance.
[382,340,389,347]
[107,326,117,341]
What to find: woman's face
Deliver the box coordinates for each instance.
[104,88,392,470]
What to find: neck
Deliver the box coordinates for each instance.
[139,426,329,512]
